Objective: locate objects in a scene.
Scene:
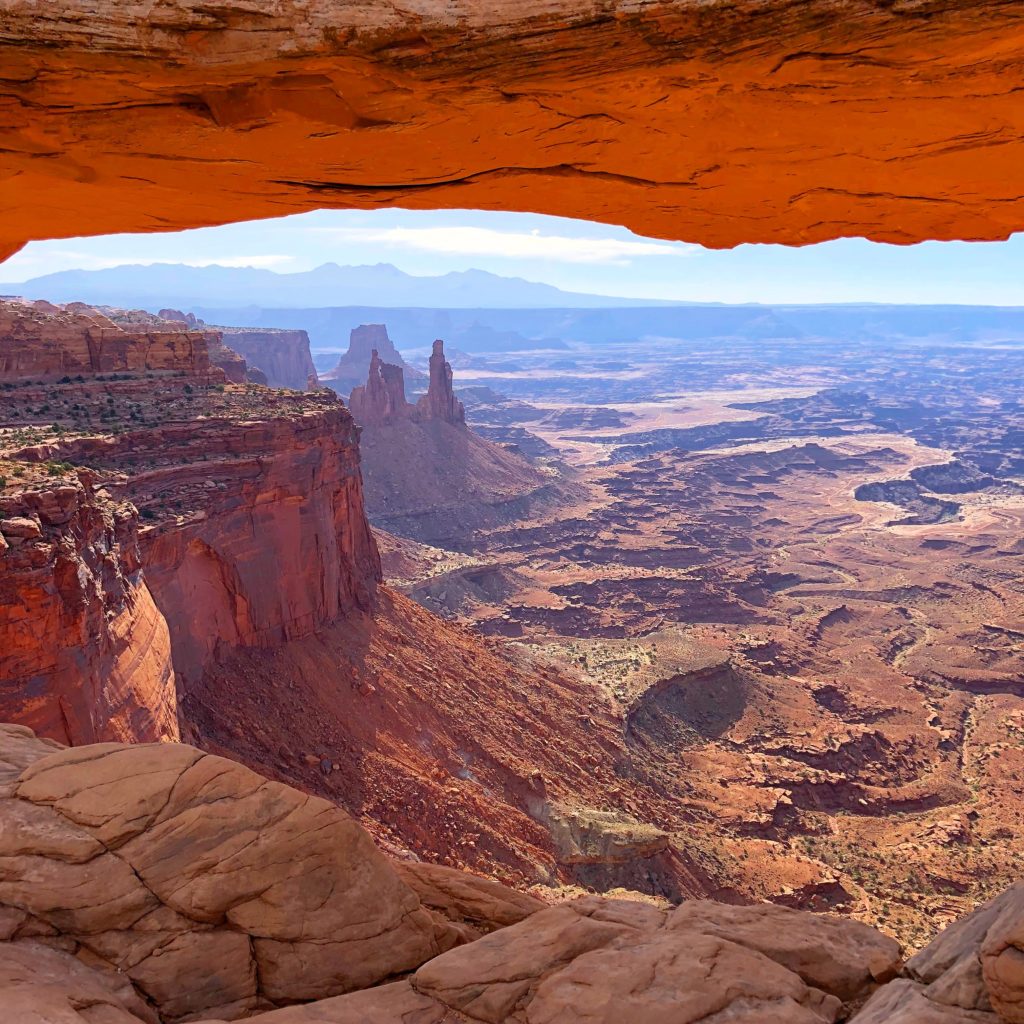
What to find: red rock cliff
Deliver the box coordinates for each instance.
[26,401,381,691]
[217,327,318,391]
[0,474,178,745]
[0,299,214,380]
[1,301,381,730]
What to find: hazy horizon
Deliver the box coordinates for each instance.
[3,207,1024,306]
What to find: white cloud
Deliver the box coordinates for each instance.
[317,225,695,265]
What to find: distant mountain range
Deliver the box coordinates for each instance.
[0,262,683,310]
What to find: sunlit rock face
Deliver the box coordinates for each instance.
[3,1,1024,257]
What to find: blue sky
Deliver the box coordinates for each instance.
[2,208,1023,305]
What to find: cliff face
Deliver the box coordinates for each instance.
[0,475,178,745]
[19,403,380,692]
[155,308,268,385]
[0,300,380,731]
[4,1,1024,260]
[218,327,317,391]
[0,300,213,379]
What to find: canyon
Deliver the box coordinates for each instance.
[2,3,1024,1020]
[2,296,1024,1020]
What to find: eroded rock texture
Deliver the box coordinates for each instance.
[0,300,213,380]
[417,340,465,426]
[347,339,553,545]
[0,722,918,1024]
[0,475,178,746]
[348,348,412,426]
[3,1,1024,256]
[0,724,457,1022]
[216,329,318,391]
[0,301,379,734]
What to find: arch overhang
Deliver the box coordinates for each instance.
[3,0,1024,258]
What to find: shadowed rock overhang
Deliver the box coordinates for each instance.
[3,0,1024,257]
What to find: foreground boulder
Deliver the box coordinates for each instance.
[853,883,1024,1022]
[0,724,457,1020]
[189,895,901,1024]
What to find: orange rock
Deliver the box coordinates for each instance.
[3,3,1024,257]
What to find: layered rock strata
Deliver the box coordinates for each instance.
[0,300,214,380]
[216,328,318,391]
[0,300,380,737]
[0,476,178,746]
[4,1,1024,258]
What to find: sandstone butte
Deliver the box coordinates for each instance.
[158,310,315,390]
[3,1,1024,259]
[347,339,555,545]
[323,323,423,394]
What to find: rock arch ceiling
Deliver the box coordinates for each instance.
[3,0,1024,260]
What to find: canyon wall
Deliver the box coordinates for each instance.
[0,300,213,379]
[22,403,381,692]
[0,475,178,745]
[217,328,318,391]
[1,302,380,735]
[3,2,1024,258]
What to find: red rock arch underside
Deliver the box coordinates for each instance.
[3,0,1024,258]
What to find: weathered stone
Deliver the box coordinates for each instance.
[416,341,464,426]
[3,2,1024,257]
[0,728,458,1022]
[0,299,214,381]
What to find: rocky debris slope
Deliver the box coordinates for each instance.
[4,1,1024,259]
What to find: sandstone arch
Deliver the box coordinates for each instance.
[3,1,1024,258]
